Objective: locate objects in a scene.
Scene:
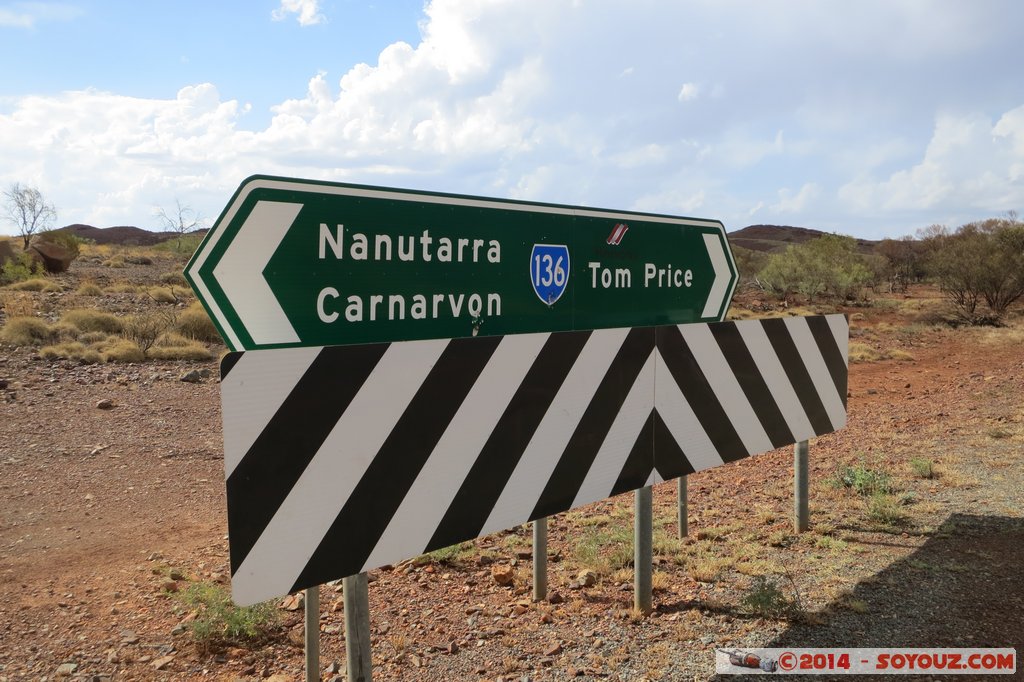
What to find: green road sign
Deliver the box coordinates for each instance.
[185,176,738,351]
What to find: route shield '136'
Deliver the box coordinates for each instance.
[185,176,738,351]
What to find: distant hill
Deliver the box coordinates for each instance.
[729,224,879,254]
[56,224,207,246]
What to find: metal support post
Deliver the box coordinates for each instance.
[794,440,809,532]
[677,476,688,538]
[634,485,653,614]
[344,572,373,682]
[304,586,320,682]
[533,517,548,601]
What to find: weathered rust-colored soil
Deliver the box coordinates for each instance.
[1,261,1022,681]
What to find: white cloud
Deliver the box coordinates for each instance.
[677,83,699,102]
[0,0,1023,239]
[771,183,819,214]
[839,109,1024,216]
[0,2,82,28]
[271,0,325,27]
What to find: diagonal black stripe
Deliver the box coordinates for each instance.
[656,325,748,463]
[530,326,656,521]
[652,408,696,481]
[709,321,795,449]
[805,315,848,409]
[610,410,655,497]
[425,330,592,553]
[226,343,389,574]
[292,335,502,592]
[220,351,243,380]
[759,318,833,434]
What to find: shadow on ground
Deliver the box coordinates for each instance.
[715,513,1023,679]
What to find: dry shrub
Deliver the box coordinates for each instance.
[160,271,188,287]
[76,282,104,296]
[5,278,52,292]
[102,255,126,268]
[122,311,176,353]
[0,292,37,318]
[848,342,882,362]
[61,309,123,334]
[147,287,178,304]
[105,282,140,294]
[177,303,221,343]
[39,342,103,364]
[102,339,145,363]
[79,331,112,344]
[0,316,55,346]
[147,341,212,361]
[51,321,81,341]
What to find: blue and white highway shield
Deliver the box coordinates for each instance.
[530,243,570,305]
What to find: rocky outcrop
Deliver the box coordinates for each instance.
[27,235,77,273]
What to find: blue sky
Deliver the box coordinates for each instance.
[1,0,1023,240]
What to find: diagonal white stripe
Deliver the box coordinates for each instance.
[478,327,631,537]
[571,349,655,509]
[784,316,847,430]
[826,314,850,367]
[735,320,817,442]
[654,349,726,472]
[221,347,320,478]
[677,323,773,455]
[361,333,550,571]
[231,338,448,606]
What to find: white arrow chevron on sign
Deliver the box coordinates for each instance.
[701,232,732,319]
[212,201,302,347]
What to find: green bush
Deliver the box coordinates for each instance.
[0,252,45,285]
[758,235,873,302]
[0,316,55,346]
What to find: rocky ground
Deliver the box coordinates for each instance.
[0,252,1022,681]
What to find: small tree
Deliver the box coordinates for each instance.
[922,217,1024,325]
[2,183,57,249]
[156,199,203,251]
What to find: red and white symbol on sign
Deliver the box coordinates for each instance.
[607,223,629,245]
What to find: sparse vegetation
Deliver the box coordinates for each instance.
[175,581,279,653]
[831,463,893,497]
[740,575,796,619]
[909,458,935,479]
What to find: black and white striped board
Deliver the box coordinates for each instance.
[221,314,848,605]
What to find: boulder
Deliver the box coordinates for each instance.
[27,235,77,273]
